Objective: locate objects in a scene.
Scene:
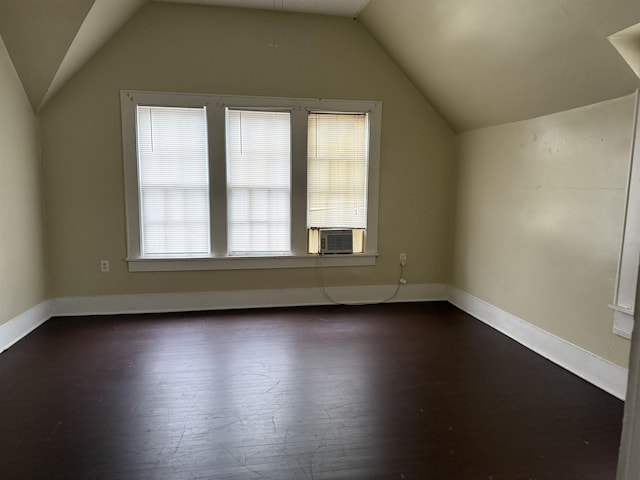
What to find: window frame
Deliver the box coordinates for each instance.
[610,90,640,338]
[120,90,381,272]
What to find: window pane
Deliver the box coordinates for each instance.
[226,110,291,255]
[307,113,368,229]
[136,105,210,256]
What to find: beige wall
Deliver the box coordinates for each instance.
[39,3,455,298]
[452,95,636,367]
[0,35,47,325]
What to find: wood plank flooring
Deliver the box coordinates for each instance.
[0,302,624,479]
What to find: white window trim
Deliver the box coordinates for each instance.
[120,91,381,271]
[610,90,640,339]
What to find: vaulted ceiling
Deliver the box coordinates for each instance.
[359,0,640,131]
[1,0,639,132]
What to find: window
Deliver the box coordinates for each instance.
[136,105,210,257]
[226,110,291,255]
[307,113,368,254]
[120,91,381,271]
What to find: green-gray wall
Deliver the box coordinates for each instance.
[39,3,456,298]
[0,34,47,326]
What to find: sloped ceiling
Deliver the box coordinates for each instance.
[0,0,639,132]
[609,22,640,81]
[0,0,95,110]
[359,0,640,132]
[0,0,146,111]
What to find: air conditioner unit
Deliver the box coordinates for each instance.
[320,229,353,254]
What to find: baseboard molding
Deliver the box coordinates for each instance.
[448,287,629,400]
[51,283,449,317]
[0,301,52,354]
[5,286,628,401]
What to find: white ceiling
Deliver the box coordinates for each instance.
[154,0,371,18]
[0,0,639,132]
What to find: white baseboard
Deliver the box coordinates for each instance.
[1,284,445,354]
[448,287,629,400]
[4,286,628,401]
[0,301,52,353]
[51,283,449,316]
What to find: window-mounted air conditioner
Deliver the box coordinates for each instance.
[319,229,353,254]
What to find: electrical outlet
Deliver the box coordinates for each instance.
[100,260,110,273]
[399,253,407,266]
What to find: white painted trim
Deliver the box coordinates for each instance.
[126,253,377,272]
[616,258,640,479]
[613,310,634,340]
[609,303,634,315]
[0,301,52,353]
[51,283,448,317]
[121,90,382,265]
[611,90,639,339]
[8,287,625,403]
[448,287,629,400]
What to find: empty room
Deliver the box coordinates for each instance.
[1,0,640,478]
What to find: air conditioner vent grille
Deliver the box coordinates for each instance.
[320,229,353,254]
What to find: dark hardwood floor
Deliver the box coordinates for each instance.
[0,302,624,479]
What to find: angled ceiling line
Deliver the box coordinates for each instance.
[38,0,148,112]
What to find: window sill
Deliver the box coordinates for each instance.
[126,253,378,272]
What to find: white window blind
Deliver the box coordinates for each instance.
[226,109,291,255]
[136,105,210,256]
[307,113,368,229]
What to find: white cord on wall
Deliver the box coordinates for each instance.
[315,254,405,306]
